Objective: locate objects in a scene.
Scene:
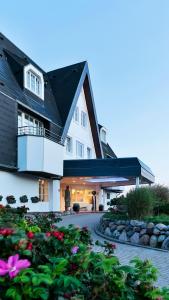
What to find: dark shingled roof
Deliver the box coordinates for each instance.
[47,62,86,125]
[101,141,117,158]
[0,32,62,128]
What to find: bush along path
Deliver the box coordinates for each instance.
[0,206,169,299]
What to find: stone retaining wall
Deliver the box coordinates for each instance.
[99,217,169,250]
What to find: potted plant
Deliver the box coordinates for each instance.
[6,195,16,204]
[0,195,3,201]
[20,195,28,203]
[73,203,80,213]
[31,196,40,203]
[99,204,104,211]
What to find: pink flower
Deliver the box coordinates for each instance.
[71,246,79,254]
[0,254,31,278]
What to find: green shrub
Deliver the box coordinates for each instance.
[6,195,16,204]
[0,206,168,299]
[144,214,169,225]
[126,187,155,219]
[20,195,28,203]
[31,196,40,203]
[0,195,3,201]
[150,185,169,215]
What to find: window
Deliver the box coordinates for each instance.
[76,141,84,158]
[24,64,44,100]
[81,111,87,128]
[39,179,48,202]
[87,147,92,159]
[26,70,42,97]
[101,129,106,143]
[74,106,79,123]
[107,192,110,200]
[17,111,44,135]
[66,136,73,154]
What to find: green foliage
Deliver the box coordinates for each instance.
[31,196,40,203]
[149,185,169,216]
[126,187,155,219]
[6,195,16,204]
[20,195,28,203]
[0,206,168,299]
[144,214,169,225]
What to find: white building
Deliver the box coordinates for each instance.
[0,33,155,212]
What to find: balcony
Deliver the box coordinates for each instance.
[17,126,64,176]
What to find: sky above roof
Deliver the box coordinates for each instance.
[1,0,169,185]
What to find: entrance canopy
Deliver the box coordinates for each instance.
[63,157,155,187]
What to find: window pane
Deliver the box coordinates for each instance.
[27,71,30,88]
[31,73,36,92]
[81,111,87,127]
[87,147,92,159]
[76,141,84,158]
[74,106,79,122]
[39,179,48,202]
[66,137,72,153]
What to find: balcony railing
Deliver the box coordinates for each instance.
[18,126,64,145]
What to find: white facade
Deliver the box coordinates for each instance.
[64,87,96,160]
[0,171,60,212]
[18,135,63,176]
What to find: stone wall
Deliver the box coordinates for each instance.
[99,217,169,250]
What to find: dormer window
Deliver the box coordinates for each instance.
[101,129,107,143]
[27,71,41,96]
[24,64,44,100]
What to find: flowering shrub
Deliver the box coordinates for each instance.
[0,206,168,299]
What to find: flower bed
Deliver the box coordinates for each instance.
[99,215,169,250]
[0,205,168,299]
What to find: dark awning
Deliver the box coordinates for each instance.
[63,157,155,186]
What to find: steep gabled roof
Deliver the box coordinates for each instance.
[48,62,86,125]
[48,62,103,158]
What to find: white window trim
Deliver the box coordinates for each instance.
[81,111,87,128]
[66,136,73,155]
[76,140,84,158]
[24,64,44,100]
[87,147,92,159]
[74,106,79,124]
[100,127,107,143]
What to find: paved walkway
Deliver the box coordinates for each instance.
[60,213,169,287]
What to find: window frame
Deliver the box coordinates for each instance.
[76,140,84,158]
[74,106,79,123]
[81,111,87,128]
[24,64,44,100]
[87,147,92,159]
[66,136,73,154]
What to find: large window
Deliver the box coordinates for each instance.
[26,71,42,97]
[81,111,87,128]
[18,110,44,135]
[87,147,92,159]
[76,141,84,158]
[66,136,73,154]
[39,179,49,202]
[74,106,79,123]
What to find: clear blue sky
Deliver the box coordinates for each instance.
[1,1,169,185]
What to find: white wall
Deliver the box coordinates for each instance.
[18,136,63,176]
[0,171,60,212]
[64,87,96,160]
